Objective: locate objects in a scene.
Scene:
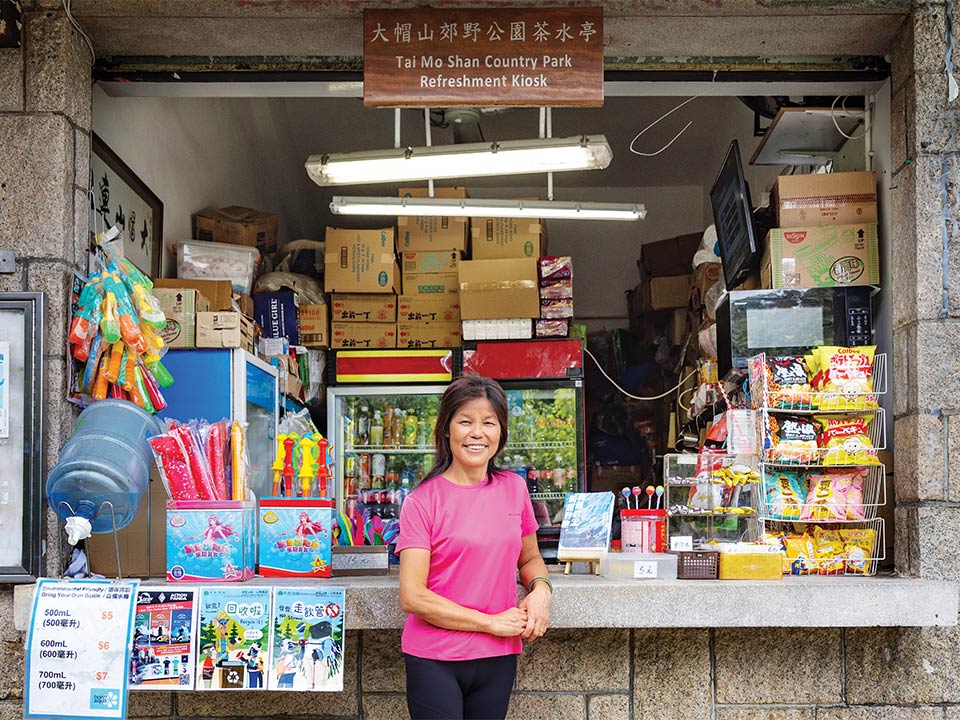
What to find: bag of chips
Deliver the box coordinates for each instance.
[840,528,876,574]
[811,526,846,575]
[800,474,849,521]
[811,345,878,411]
[766,415,819,464]
[816,415,880,466]
[764,469,806,519]
[765,356,814,409]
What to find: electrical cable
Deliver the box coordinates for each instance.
[583,346,697,401]
[629,73,717,158]
[63,0,96,66]
[830,95,868,141]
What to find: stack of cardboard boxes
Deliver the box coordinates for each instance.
[325,227,401,349]
[459,212,546,340]
[152,278,256,353]
[762,171,879,289]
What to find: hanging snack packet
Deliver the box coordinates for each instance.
[200,419,230,501]
[841,468,869,520]
[813,345,878,411]
[840,528,876,574]
[812,526,847,575]
[800,474,849,521]
[148,432,199,500]
[816,415,880,466]
[763,469,806,519]
[782,533,813,575]
[765,356,814,409]
[766,415,819,464]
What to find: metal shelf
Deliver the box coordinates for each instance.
[343,446,436,455]
[504,441,575,452]
[530,492,568,501]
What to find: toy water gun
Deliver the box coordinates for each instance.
[103,272,143,347]
[315,436,330,498]
[271,433,287,497]
[282,435,297,498]
[68,276,103,348]
[118,258,166,330]
[298,435,318,498]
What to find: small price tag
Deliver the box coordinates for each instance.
[633,561,658,579]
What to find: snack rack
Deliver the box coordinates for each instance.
[663,453,760,547]
[748,352,887,576]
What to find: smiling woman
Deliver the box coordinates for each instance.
[395,374,552,720]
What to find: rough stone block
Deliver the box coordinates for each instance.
[74,186,92,268]
[715,628,840,704]
[913,5,948,77]
[516,629,629,692]
[818,707,942,720]
[846,623,960,704]
[715,709,813,720]
[25,10,91,128]
[890,82,908,175]
[0,262,26,294]
[587,694,629,720]
[889,9,913,92]
[75,128,90,191]
[0,115,73,260]
[44,505,64,577]
[949,415,960,502]
[27,260,73,360]
[894,413,946,502]
[362,693,409,720]
[507,693,585,720]
[895,505,919,576]
[892,325,916,416]
[634,629,710,720]
[359,629,403,692]
[917,506,960,581]
[916,321,960,410]
[0,591,24,699]
[0,702,23,720]
[913,73,953,155]
[0,48,24,112]
[900,156,947,325]
[125,691,173,718]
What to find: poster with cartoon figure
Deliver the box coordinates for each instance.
[129,589,197,690]
[268,587,345,691]
[196,587,271,690]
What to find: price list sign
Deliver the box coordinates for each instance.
[25,579,140,719]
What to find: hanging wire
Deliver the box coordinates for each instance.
[829,96,868,141]
[629,74,718,158]
[63,0,96,66]
[583,346,697,401]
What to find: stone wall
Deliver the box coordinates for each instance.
[3,2,960,719]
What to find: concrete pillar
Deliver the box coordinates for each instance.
[0,7,91,717]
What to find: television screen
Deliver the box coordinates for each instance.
[710,140,760,290]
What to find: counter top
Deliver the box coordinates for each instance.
[13,572,957,632]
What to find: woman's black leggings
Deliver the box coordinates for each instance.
[404,653,517,720]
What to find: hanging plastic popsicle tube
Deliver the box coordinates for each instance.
[45,399,163,545]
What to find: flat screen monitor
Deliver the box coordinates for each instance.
[710,140,760,290]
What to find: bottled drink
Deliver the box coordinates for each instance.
[398,472,412,505]
[417,418,429,448]
[344,456,357,497]
[392,410,404,449]
[358,453,371,490]
[357,406,370,446]
[404,409,418,446]
[385,455,398,488]
[383,407,393,447]
[343,400,356,449]
[372,453,386,487]
[565,468,578,493]
[370,410,384,447]
[552,455,565,490]
[526,468,540,494]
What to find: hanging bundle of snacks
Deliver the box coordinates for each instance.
[765,415,819,464]
[150,419,250,501]
[815,415,880,466]
[808,345,878,411]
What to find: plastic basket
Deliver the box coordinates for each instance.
[676,550,720,579]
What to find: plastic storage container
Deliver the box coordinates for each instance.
[599,552,678,580]
[177,239,260,293]
[46,399,163,542]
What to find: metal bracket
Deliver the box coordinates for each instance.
[0,250,15,274]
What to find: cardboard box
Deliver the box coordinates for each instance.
[196,311,255,351]
[761,224,879,288]
[396,186,470,253]
[152,278,233,312]
[234,291,254,318]
[87,472,167,577]
[298,303,329,348]
[470,215,544,260]
[166,500,256,582]
[253,289,300,345]
[403,271,459,295]
[718,552,782,581]
[649,274,692,310]
[258,499,333,578]
[693,262,722,300]
[331,322,397,349]
[640,232,702,277]
[331,294,397,322]
[194,205,279,254]
[397,321,462,349]
[398,294,461,323]
[774,171,878,227]
[458,258,540,320]
[401,250,460,275]
[324,227,400,294]
[153,287,208,349]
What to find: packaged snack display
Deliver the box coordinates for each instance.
[767,526,878,575]
[799,474,848,521]
[842,528,876,574]
[765,415,819,464]
[763,469,806,519]
[540,297,574,319]
[764,356,814,408]
[535,319,570,338]
[816,415,880,466]
[809,345,878,410]
[538,256,573,282]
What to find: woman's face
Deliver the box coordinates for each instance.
[447,396,502,472]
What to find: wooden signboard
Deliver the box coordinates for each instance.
[363,7,603,108]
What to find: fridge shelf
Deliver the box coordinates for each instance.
[344,446,436,455]
[504,441,575,452]
[530,492,568,501]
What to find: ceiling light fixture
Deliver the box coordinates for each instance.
[306,135,613,186]
[330,196,645,222]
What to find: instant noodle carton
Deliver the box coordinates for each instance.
[761,224,879,289]
[166,500,256,582]
[258,499,333,578]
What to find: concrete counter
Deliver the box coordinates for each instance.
[13,572,957,632]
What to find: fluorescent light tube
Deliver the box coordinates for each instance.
[306,135,612,186]
[330,196,645,222]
